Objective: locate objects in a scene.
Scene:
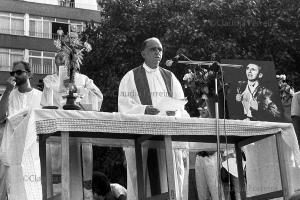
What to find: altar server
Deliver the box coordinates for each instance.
[0,61,42,199]
[118,37,189,200]
[41,52,103,199]
[41,51,103,110]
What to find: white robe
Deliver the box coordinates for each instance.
[118,63,189,200]
[41,72,103,199]
[41,73,103,111]
[8,88,42,116]
[0,88,42,200]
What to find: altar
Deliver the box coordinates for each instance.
[1,109,300,200]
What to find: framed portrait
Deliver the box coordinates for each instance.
[221,59,284,122]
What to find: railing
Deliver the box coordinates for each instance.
[29,31,52,39]
[0,29,83,40]
[57,0,98,10]
[0,65,12,72]
[31,64,56,75]
[58,0,75,8]
[0,29,25,36]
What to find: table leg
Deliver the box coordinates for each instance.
[39,135,47,200]
[135,138,145,200]
[235,143,246,200]
[46,143,53,197]
[61,131,70,200]
[164,136,176,200]
[275,133,290,199]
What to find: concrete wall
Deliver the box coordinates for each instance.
[0,34,57,52]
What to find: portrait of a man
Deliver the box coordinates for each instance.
[222,60,283,122]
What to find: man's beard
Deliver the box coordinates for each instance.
[15,77,27,86]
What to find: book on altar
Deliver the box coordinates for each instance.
[58,65,69,92]
[156,97,187,116]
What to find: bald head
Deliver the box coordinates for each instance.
[141,37,163,69]
[141,37,161,51]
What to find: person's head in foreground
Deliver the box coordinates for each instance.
[92,171,126,200]
[10,61,32,88]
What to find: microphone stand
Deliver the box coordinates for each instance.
[168,59,242,200]
[209,62,222,200]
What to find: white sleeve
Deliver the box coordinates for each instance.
[171,73,190,118]
[85,77,103,111]
[118,71,147,114]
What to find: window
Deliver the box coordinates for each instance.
[0,12,10,34]
[52,22,68,39]
[29,50,56,74]
[70,20,84,33]
[0,48,24,71]
[29,16,52,38]
[0,12,24,35]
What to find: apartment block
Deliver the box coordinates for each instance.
[0,0,101,96]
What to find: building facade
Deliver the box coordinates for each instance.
[0,0,101,96]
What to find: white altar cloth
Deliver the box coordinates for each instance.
[0,109,300,199]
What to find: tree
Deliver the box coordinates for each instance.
[81,0,300,113]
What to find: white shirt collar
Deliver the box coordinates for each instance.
[247,80,258,88]
[143,63,159,73]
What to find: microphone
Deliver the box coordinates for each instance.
[165,54,181,67]
[166,54,191,67]
[176,60,243,69]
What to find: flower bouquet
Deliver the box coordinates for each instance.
[276,74,294,121]
[54,25,92,110]
[183,65,226,118]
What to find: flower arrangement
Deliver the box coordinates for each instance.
[183,65,225,117]
[53,26,92,76]
[276,74,294,105]
[53,25,92,109]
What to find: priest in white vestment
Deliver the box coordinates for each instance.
[0,61,42,200]
[118,37,189,200]
[40,52,103,200]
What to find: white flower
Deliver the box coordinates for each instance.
[201,94,208,99]
[166,60,173,67]
[183,72,193,81]
[277,74,286,80]
[84,42,92,52]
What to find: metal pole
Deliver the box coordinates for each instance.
[215,77,222,200]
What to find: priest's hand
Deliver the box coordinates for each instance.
[166,111,176,116]
[145,106,160,115]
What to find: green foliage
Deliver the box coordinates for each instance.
[81,0,300,113]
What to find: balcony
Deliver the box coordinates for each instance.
[58,0,75,8]
[0,29,25,36]
[31,64,56,74]
[29,31,52,39]
[0,65,11,72]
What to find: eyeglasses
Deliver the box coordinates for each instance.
[10,70,27,76]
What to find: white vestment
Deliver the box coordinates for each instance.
[118,63,189,200]
[41,73,103,111]
[41,72,103,199]
[0,88,42,200]
[8,88,42,116]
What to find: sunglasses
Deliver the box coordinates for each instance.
[10,70,27,76]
